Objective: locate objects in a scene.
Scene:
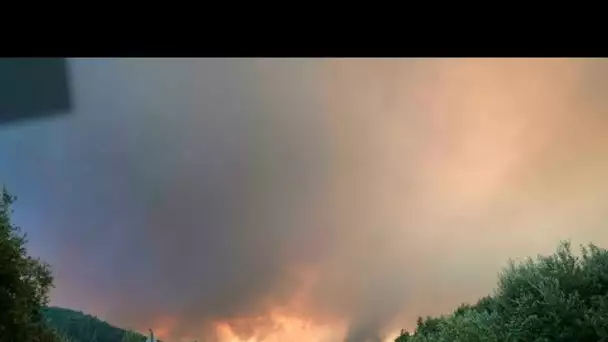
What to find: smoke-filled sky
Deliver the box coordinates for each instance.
[2,58,608,342]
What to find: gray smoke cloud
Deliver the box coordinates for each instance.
[3,58,608,342]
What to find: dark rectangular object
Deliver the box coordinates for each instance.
[0,58,71,125]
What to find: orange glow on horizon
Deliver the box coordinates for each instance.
[147,316,178,340]
[206,266,352,342]
[213,311,348,342]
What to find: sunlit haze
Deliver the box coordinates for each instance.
[2,58,608,342]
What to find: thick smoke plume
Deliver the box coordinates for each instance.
[3,59,608,342]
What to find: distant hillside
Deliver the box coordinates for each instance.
[43,307,148,342]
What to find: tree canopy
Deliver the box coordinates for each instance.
[0,187,58,342]
[395,241,608,342]
[43,307,147,342]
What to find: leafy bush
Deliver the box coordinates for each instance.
[0,187,59,342]
[395,241,608,342]
[122,330,146,342]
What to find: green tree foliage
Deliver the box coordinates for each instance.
[56,331,74,342]
[122,331,145,342]
[0,187,59,342]
[43,307,147,342]
[395,241,608,342]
